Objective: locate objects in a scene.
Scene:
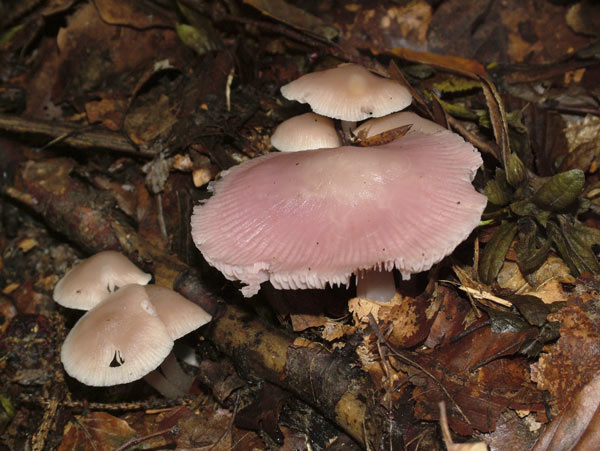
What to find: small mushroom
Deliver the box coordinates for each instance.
[61,284,173,387]
[53,250,151,310]
[145,285,212,341]
[61,284,212,397]
[271,112,342,152]
[191,132,487,298]
[354,111,448,140]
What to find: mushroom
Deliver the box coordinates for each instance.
[53,250,151,310]
[61,284,174,388]
[271,112,342,152]
[353,111,449,140]
[142,285,213,396]
[60,284,212,397]
[280,63,412,138]
[191,132,487,298]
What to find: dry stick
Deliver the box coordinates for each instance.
[31,397,60,451]
[73,415,99,451]
[366,314,472,427]
[0,113,153,157]
[388,60,433,120]
[115,426,179,451]
[207,390,240,451]
[20,394,193,412]
[446,115,500,161]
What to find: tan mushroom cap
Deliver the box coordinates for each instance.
[354,111,449,139]
[271,113,342,152]
[53,250,151,310]
[61,284,173,386]
[144,285,212,340]
[280,63,412,122]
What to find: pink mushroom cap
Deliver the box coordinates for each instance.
[191,132,487,297]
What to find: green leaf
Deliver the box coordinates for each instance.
[482,307,531,334]
[432,76,481,94]
[176,23,220,56]
[533,169,585,211]
[548,218,600,277]
[505,152,527,187]
[509,200,551,226]
[507,294,550,327]
[484,168,512,206]
[479,221,518,284]
[515,219,551,274]
[0,24,24,46]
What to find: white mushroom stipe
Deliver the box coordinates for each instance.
[356,269,397,303]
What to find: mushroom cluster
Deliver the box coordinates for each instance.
[54,251,211,397]
[191,63,487,300]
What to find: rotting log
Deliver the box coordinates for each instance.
[6,156,396,448]
[178,273,374,445]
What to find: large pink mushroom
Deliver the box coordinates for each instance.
[191,132,487,298]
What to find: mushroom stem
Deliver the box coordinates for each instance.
[143,353,193,398]
[143,370,185,399]
[356,269,396,302]
[160,352,194,388]
[340,120,356,143]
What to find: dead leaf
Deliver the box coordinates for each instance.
[53,3,185,112]
[414,354,546,435]
[93,0,175,29]
[244,0,338,40]
[425,284,476,349]
[477,410,541,451]
[235,383,291,444]
[497,255,574,304]
[533,371,600,450]
[59,412,137,451]
[531,299,600,414]
[349,293,435,348]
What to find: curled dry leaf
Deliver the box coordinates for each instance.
[533,371,600,450]
[349,293,434,348]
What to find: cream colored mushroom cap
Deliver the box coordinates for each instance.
[271,113,342,152]
[53,250,152,310]
[61,284,173,386]
[280,63,412,122]
[144,285,212,340]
